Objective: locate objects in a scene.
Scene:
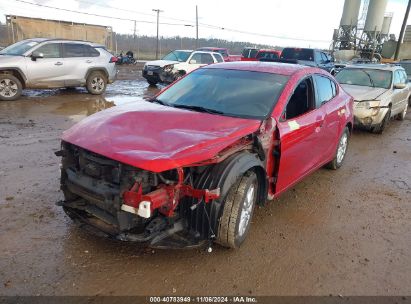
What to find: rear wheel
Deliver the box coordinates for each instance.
[86,71,107,95]
[327,127,349,170]
[0,74,22,101]
[372,109,391,134]
[217,171,258,249]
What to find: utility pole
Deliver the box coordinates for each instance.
[133,20,137,58]
[152,9,163,59]
[394,0,411,60]
[196,5,199,49]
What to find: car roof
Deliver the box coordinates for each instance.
[22,38,99,45]
[204,61,316,76]
[197,47,226,50]
[344,64,403,71]
[258,49,280,52]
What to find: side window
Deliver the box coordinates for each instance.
[214,54,224,63]
[201,53,214,64]
[189,53,202,64]
[400,71,407,84]
[84,45,100,57]
[63,43,87,58]
[321,53,328,63]
[314,75,335,107]
[284,77,315,120]
[34,43,61,58]
[314,51,322,63]
[393,71,401,84]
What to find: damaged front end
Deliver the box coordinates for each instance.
[56,142,221,248]
[354,99,388,128]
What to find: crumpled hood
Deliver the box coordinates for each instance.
[340,84,388,101]
[145,60,179,68]
[62,102,261,172]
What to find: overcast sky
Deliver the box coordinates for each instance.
[0,0,409,49]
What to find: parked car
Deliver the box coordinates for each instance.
[196,47,241,62]
[142,50,224,85]
[241,47,259,61]
[336,64,409,133]
[57,61,353,249]
[0,38,117,101]
[281,48,336,75]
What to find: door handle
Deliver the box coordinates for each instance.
[86,60,92,63]
[55,62,63,66]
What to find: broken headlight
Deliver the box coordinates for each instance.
[163,64,174,73]
[356,100,380,109]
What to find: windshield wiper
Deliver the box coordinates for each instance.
[172,104,225,115]
[362,70,375,87]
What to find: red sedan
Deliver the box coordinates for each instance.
[57,62,353,249]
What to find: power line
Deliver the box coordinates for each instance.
[11,0,331,44]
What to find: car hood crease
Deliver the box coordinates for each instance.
[62,102,261,172]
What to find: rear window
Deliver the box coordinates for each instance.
[63,43,100,57]
[281,48,314,61]
[256,51,279,60]
[242,48,259,58]
[156,68,289,120]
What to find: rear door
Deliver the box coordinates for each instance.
[62,43,98,85]
[25,43,66,88]
[275,76,327,194]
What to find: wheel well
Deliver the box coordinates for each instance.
[0,69,26,88]
[86,69,108,81]
[346,122,353,134]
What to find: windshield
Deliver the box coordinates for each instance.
[281,48,314,61]
[0,40,39,56]
[162,51,191,62]
[336,68,392,89]
[155,68,289,120]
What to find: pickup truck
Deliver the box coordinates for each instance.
[196,47,241,62]
[143,50,224,85]
[280,47,337,75]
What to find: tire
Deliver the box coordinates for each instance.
[327,127,349,170]
[216,171,258,249]
[147,79,158,86]
[0,74,22,101]
[86,71,107,95]
[372,109,391,134]
[397,105,407,121]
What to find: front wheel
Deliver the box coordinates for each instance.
[372,109,391,134]
[86,71,107,95]
[217,171,258,249]
[0,74,22,101]
[327,127,349,170]
[397,105,407,121]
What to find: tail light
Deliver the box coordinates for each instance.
[109,56,118,63]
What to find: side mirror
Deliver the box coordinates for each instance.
[189,59,197,64]
[31,51,44,61]
[394,83,406,89]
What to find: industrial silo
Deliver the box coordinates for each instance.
[340,0,362,27]
[364,0,388,34]
[381,14,393,36]
[333,0,362,51]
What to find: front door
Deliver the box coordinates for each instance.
[276,76,327,194]
[25,43,66,88]
[392,70,409,115]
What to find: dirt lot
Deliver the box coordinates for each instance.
[0,65,410,296]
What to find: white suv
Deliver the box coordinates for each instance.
[0,38,117,101]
